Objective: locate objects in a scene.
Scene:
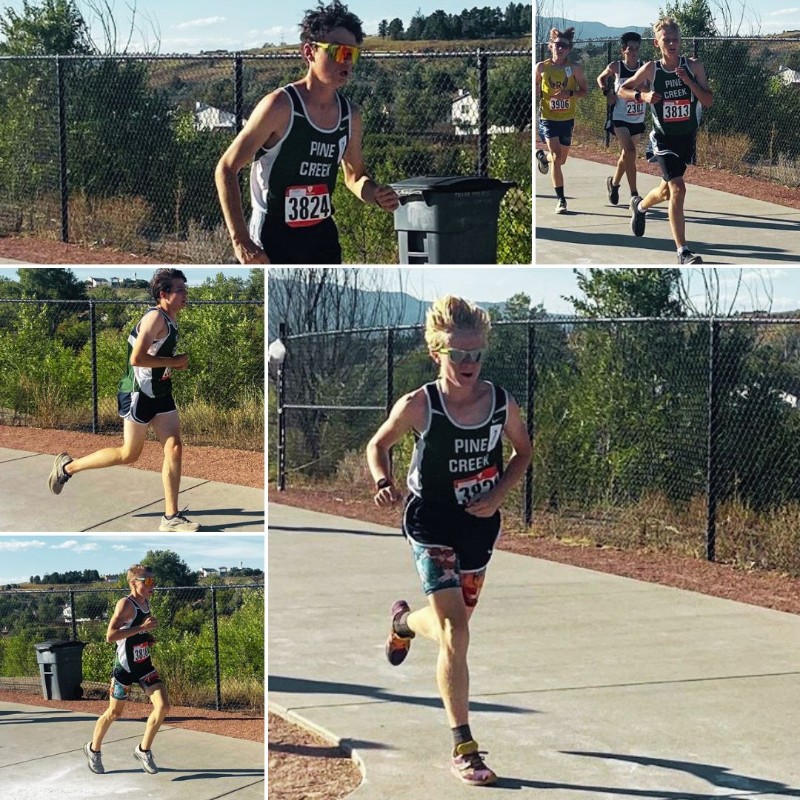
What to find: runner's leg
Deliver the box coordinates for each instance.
[141,684,170,750]
[666,176,687,248]
[92,687,127,750]
[66,419,147,475]
[615,127,640,195]
[151,411,181,518]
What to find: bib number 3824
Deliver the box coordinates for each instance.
[453,465,499,506]
[285,184,332,228]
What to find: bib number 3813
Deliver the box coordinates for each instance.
[285,184,332,228]
[663,99,690,122]
[453,465,499,506]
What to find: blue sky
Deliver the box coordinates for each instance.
[0,0,484,53]
[0,266,255,287]
[0,535,265,585]
[370,267,800,315]
[541,0,799,35]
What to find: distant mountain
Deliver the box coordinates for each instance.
[535,16,648,43]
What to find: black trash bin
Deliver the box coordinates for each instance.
[390,175,516,264]
[34,640,85,700]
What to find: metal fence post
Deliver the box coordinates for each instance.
[386,327,395,474]
[89,300,99,433]
[69,590,77,641]
[524,320,535,526]
[55,56,69,243]
[234,54,244,133]
[277,322,287,491]
[706,318,720,561]
[477,48,489,176]
[211,586,222,711]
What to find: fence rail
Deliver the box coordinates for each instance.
[0,584,264,712]
[275,316,800,574]
[0,298,264,450]
[0,49,532,263]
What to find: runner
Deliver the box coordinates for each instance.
[215,0,399,265]
[596,32,647,205]
[366,295,532,786]
[48,268,200,532]
[535,27,589,213]
[83,564,169,775]
[619,17,713,264]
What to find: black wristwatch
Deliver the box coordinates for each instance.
[634,90,642,102]
[375,477,393,491]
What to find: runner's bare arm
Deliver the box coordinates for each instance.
[129,310,186,370]
[105,597,155,644]
[366,390,427,506]
[619,62,658,103]
[596,62,619,102]
[341,107,399,212]
[680,59,713,108]
[465,394,532,517]
[215,90,292,264]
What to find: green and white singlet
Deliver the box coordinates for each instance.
[118,307,178,399]
[651,56,702,137]
[407,381,508,509]
[248,84,352,245]
[113,596,153,674]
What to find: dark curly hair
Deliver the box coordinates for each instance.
[300,0,364,45]
[149,268,187,302]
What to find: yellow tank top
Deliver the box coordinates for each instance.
[539,61,578,121]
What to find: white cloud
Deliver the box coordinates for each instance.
[769,7,800,15]
[112,544,132,551]
[176,17,226,29]
[49,540,100,553]
[0,540,47,551]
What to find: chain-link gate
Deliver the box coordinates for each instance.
[274,316,800,575]
[0,584,264,712]
[0,298,264,450]
[0,49,532,264]
[536,36,800,187]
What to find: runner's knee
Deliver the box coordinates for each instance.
[120,444,142,465]
[163,438,182,461]
[437,614,469,653]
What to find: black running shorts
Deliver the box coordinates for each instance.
[261,215,342,265]
[402,494,501,572]
[611,120,646,137]
[649,132,696,182]
[118,391,176,424]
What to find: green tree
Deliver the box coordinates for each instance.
[387,17,404,39]
[17,268,86,300]
[658,0,717,37]
[378,19,388,38]
[0,0,94,56]
[141,550,197,587]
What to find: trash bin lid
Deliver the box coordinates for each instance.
[390,175,515,194]
[34,640,85,651]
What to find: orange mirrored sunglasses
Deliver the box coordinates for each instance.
[312,41,361,65]
[133,576,155,587]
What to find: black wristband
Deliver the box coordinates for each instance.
[376,477,393,490]
[602,87,609,96]
[634,90,642,102]
[569,90,574,97]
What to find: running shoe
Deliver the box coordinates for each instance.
[678,249,704,264]
[133,744,158,774]
[385,599,412,666]
[555,197,567,214]
[630,197,646,236]
[48,452,73,495]
[83,741,104,774]
[606,176,619,205]
[536,149,549,174]
[159,510,200,532]
[451,740,497,786]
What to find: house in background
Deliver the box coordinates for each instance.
[451,89,516,136]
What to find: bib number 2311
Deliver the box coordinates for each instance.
[285,184,332,228]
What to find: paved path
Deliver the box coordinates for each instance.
[0,701,264,799]
[535,157,800,265]
[269,502,800,799]
[0,447,264,532]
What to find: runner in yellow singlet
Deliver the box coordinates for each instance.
[535,27,588,214]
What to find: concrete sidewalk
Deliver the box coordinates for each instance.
[0,701,264,799]
[268,502,800,799]
[0,447,264,532]
[535,157,800,264]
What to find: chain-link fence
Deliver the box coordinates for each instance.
[536,37,800,188]
[274,316,800,574]
[0,49,532,264]
[0,298,264,450]
[0,584,264,712]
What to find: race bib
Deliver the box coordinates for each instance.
[285,184,332,228]
[453,465,499,506]
[133,643,150,663]
[626,101,645,117]
[549,97,570,112]
[663,99,690,122]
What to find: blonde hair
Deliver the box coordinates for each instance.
[653,17,680,37]
[424,295,491,353]
[549,27,574,44]
[126,564,151,584]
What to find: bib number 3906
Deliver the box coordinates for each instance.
[453,465,499,506]
[285,184,332,228]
